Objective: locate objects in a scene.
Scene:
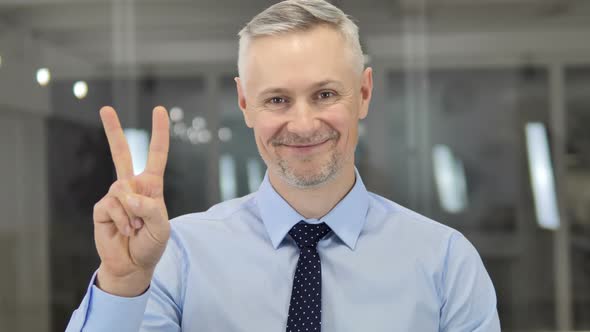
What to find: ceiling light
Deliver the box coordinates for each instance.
[36,68,51,86]
[192,117,206,129]
[170,107,184,122]
[187,127,199,144]
[73,81,88,99]
[173,122,188,138]
[197,129,211,143]
[218,127,232,142]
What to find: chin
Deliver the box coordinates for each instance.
[275,154,343,189]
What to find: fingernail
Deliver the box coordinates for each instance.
[126,195,139,208]
[124,224,131,236]
[132,218,144,229]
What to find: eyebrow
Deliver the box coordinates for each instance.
[257,80,344,98]
[313,80,344,89]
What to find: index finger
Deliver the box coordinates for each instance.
[145,106,170,177]
[99,106,134,179]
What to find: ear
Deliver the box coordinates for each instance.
[358,67,373,120]
[235,77,253,128]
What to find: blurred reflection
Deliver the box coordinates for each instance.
[432,144,468,214]
[525,122,560,230]
[219,154,237,201]
[246,158,264,193]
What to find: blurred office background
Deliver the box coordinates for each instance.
[0,0,589,331]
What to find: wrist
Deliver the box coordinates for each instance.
[96,266,153,297]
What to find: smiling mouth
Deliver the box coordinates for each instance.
[289,143,321,148]
[280,139,331,154]
[284,139,328,148]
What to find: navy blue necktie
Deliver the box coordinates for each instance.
[286,221,332,332]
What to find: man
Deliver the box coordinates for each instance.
[66,0,501,331]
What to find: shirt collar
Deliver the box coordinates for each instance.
[255,168,369,250]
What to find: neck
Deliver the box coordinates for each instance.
[268,163,356,219]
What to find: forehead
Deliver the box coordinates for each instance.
[242,25,355,93]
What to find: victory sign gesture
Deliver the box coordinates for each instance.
[93,106,171,297]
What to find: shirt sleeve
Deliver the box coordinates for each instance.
[439,232,502,332]
[65,228,185,332]
[64,270,151,332]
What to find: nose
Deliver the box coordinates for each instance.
[286,101,321,138]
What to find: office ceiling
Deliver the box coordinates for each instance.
[0,0,588,73]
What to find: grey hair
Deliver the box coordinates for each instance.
[237,0,364,79]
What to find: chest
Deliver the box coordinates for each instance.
[180,244,441,332]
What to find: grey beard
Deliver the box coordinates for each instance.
[275,149,343,189]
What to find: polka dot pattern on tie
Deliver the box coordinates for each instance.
[286,221,331,332]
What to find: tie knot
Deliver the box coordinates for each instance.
[288,221,331,249]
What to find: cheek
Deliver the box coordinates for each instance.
[253,116,284,153]
[324,107,356,148]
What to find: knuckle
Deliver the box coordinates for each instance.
[108,180,133,199]
[93,195,110,212]
[108,181,121,193]
[105,196,120,210]
[93,202,102,220]
[110,208,129,227]
[110,179,130,191]
[93,201,102,213]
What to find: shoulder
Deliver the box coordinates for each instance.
[365,192,493,299]
[165,192,258,246]
[171,192,257,226]
[366,191,460,242]
[365,191,483,272]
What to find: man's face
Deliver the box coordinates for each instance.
[236,25,373,188]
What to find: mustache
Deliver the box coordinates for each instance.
[270,130,339,146]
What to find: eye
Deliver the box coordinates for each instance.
[268,96,287,104]
[318,91,335,99]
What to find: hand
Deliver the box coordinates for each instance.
[93,106,171,297]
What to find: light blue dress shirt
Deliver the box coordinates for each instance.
[66,170,501,331]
